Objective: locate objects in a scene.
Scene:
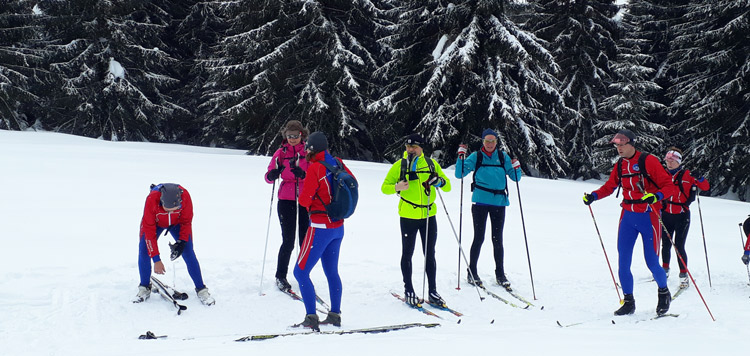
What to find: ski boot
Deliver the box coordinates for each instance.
[276,277,292,292]
[679,272,689,288]
[497,274,511,290]
[404,291,422,307]
[467,269,483,287]
[656,287,671,315]
[296,314,320,331]
[614,294,635,316]
[320,312,341,327]
[196,286,215,306]
[428,290,446,308]
[133,284,152,303]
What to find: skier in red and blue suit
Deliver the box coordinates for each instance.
[294,132,356,331]
[583,129,677,316]
[137,183,214,305]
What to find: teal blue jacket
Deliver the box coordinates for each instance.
[455,149,521,206]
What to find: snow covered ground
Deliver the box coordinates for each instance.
[1,130,749,355]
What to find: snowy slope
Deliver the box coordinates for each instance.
[1,130,749,355]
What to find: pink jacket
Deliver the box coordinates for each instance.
[265,142,309,201]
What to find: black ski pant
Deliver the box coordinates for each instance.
[661,211,690,272]
[276,199,309,279]
[400,216,438,294]
[469,204,506,280]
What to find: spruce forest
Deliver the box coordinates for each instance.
[2,0,748,199]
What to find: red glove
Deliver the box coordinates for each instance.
[512,159,520,169]
[457,144,468,159]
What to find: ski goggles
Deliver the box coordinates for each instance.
[664,150,682,164]
[610,133,632,146]
[286,133,301,139]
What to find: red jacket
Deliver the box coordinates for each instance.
[139,185,193,259]
[663,169,710,214]
[593,151,678,213]
[299,151,355,228]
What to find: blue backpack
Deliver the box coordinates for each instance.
[313,158,358,220]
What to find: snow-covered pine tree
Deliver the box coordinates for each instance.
[37,0,189,142]
[374,0,573,177]
[596,1,668,172]
[669,0,750,200]
[0,0,43,130]
[202,0,385,160]
[525,0,620,179]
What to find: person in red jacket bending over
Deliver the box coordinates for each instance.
[135,183,215,306]
[293,132,355,332]
[582,129,677,316]
[659,147,710,288]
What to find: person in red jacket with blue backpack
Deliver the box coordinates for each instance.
[265,120,310,292]
[293,132,356,331]
[583,129,677,316]
[660,147,710,288]
[136,183,214,306]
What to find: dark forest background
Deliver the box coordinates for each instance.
[1,0,748,199]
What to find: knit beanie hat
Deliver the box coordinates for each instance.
[306,131,328,152]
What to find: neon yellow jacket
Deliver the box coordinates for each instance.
[381,151,451,219]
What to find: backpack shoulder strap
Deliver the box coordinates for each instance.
[399,158,407,182]
[638,153,659,188]
[425,156,436,175]
[674,169,687,198]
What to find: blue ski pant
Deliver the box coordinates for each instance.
[139,224,205,290]
[618,209,667,294]
[294,225,344,315]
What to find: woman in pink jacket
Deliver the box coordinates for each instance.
[265,120,310,292]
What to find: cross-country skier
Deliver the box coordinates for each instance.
[264,120,310,292]
[136,183,215,305]
[742,217,750,266]
[454,128,522,289]
[583,129,677,316]
[659,147,710,288]
[293,132,355,331]
[381,133,452,308]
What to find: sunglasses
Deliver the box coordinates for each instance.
[483,139,497,143]
[286,134,301,139]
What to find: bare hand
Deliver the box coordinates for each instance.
[153,261,166,274]
[395,181,409,192]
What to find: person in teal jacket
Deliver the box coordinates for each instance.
[381,133,451,308]
[455,129,522,289]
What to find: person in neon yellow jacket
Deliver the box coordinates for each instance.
[381,133,451,308]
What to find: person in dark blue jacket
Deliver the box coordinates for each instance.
[455,129,522,289]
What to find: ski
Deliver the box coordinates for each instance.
[478,286,529,310]
[390,292,443,319]
[556,319,615,328]
[498,285,535,308]
[236,322,440,341]
[634,313,680,323]
[150,276,188,300]
[150,276,187,315]
[280,288,329,314]
[671,286,688,300]
[426,301,463,317]
[138,331,167,339]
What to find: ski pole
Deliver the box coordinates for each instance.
[513,168,536,300]
[737,223,750,285]
[259,180,277,296]
[457,159,464,290]
[641,189,715,321]
[436,189,485,301]
[696,195,712,287]
[587,204,623,304]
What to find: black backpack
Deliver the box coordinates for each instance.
[398,155,437,209]
[469,150,508,196]
[665,169,697,207]
[311,158,358,220]
[615,153,659,199]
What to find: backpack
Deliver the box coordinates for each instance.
[470,150,508,196]
[665,169,697,207]
[312,158,358,220]
[398,155,437,209]
[615,153,659,198]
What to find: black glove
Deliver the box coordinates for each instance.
[170,240,186,261]
[583,193,596,205]
[742,254,750,266]
[291,165,306,179]
[422,176,445,191]
[266,159,285,180]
